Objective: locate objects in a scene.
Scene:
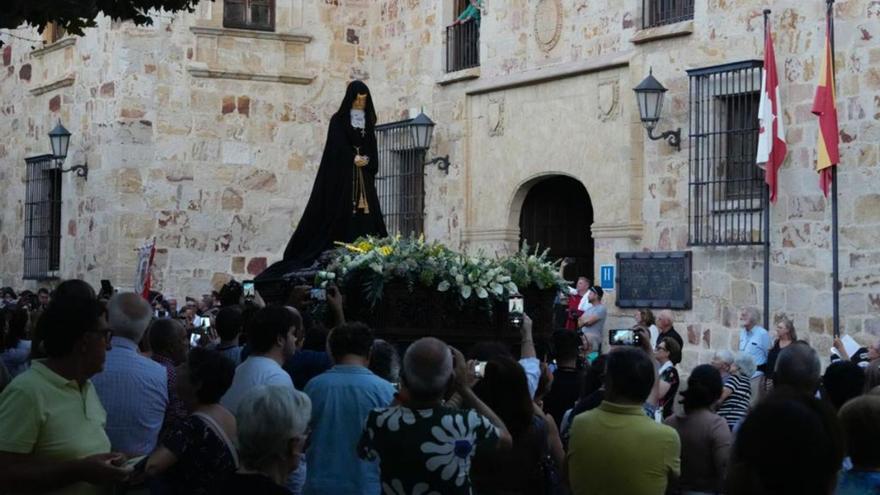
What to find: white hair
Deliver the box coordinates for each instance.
[236,385,311,471]
[657,310,674,324]
[107,292,153,343]
[714,349,735,365]
[402,337,453,398]
[742,307,761,326]
[733,352,757,378]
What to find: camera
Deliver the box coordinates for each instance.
[609,328,643,347]
[310,288,327,301]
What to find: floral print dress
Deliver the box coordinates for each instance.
[359,405,499,495]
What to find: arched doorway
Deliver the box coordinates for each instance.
[518,176,594,283]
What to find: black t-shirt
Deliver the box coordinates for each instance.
[214,473,292,495]
[656,327,684,350]
[659,365,680,419]
[543,367,584,427]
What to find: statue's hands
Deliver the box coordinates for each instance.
[354,155,369,168]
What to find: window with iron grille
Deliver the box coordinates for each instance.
[642,0,694,29]
[23,155,62,280]
[224,0,274,31]
[446,0,480,72]
[687,60,766,246]
[375,119,426,237]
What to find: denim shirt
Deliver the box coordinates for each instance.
[303,365,395,495]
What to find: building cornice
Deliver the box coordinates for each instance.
[466,51,633,96]
[30,76,75,96]
[591,222,644,240]
[189,26,312,43]
[30,37,76,58]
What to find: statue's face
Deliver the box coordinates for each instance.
[352,93,368,110]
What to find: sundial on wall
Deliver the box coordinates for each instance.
[534,0,562,52]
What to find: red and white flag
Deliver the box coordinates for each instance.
[756,20,787,203]
[135,238,156,300]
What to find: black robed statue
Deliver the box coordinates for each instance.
[261,81,388,280]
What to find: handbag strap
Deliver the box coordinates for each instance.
[193,412,240,469]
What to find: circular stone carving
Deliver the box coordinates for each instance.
[534,0,562,52]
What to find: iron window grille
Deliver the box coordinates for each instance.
[375,119,426,237]
[223,0,274,31]
[23,154,62,280]
[687,60,766,246]
[445,20,480,73]
[642,0,694,29]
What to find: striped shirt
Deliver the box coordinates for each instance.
[717,373,751,430]
[92,337,168,455]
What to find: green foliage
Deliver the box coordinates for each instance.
[316,235,567,308]
[1,0,203,37]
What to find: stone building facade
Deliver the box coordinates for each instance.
[1,0,878,370]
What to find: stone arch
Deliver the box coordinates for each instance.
[509,173,595,281]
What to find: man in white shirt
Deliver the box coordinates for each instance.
[221,305,300,412]
[738,307,770,404]
[221,305,306,493]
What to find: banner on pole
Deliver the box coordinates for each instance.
[135,238,156,300]
[756,18,786,203]
[812,14,840,196]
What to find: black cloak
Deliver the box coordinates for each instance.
[280,80,388,267]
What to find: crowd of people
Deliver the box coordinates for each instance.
[0,278,879,495]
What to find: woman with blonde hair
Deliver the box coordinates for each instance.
[765,316,797,389]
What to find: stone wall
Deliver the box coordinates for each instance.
[1,0,878,370]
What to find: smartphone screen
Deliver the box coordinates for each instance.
[609,329,636,346]
[310,288,326,301]
[474,361,488,378]
[508,294,524,327]
[243,281,255,299]
[508,295,524,315]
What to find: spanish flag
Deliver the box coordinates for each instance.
[811,16,839,196]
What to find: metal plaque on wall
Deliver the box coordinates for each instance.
[615,251,693,309]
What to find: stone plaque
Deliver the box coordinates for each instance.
[616,251,693,309]
[534,0,562,52]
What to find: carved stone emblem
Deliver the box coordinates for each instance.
[597,80,620,121]
[487,96,505,137]
[534,0,562,52]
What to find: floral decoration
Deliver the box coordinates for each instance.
[315,235,567,308]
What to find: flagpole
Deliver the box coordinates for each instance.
[762,9,771,331]
[827,0,840,338]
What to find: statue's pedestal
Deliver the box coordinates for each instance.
[256,254,557,351]
[343,282,556,351]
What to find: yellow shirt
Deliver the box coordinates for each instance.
[567,401,680,495]
[0,360,112,495]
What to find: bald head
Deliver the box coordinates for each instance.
[402,337,453,402]
[107,292,153,343]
